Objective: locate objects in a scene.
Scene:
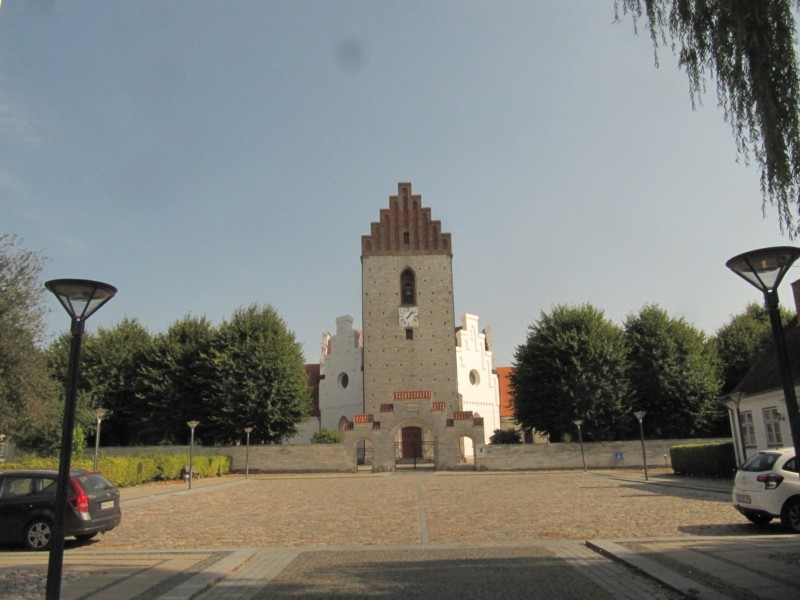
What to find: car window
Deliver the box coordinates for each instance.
[783,457,798,473]
[38,478,57,495]
[73,473,115,491]
[0,477,35,499]
[741,452,780,472]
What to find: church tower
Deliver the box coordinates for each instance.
[361,182,459,415]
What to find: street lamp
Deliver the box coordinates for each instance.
[244,427,253,479]
[92,408,108,473]
[573,419,587,472]
[44,279,116,600]
[187,421,200,490]
[727,246,800,471]
[633,411,648,481]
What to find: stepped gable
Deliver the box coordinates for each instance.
[361,182,452,257]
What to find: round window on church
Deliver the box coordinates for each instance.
[338,372,349,389]
[469,370,480,386]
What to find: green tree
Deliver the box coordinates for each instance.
[0,234,62,450]
[205,305,310,444]
[714,302,793,394]
[624,305,722,438]
[511,304,630,442]
[616,1,800,234]
[135,315,217,444]
[72,318,157,446]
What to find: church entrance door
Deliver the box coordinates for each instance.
[401,426,423,460]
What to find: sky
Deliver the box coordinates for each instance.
[1,1,796,367]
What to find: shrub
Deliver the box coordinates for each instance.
[311,429,344,444]
[670,442,737,478]
[0,453,232,487]
[489,429,522,444]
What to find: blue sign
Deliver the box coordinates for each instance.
[614,452,624,462]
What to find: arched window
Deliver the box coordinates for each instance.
[400,268,416,305]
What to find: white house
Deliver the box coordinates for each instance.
[726,279,800,464]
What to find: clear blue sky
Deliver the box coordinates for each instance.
[1,1,793,366]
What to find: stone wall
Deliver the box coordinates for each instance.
[101,444,354,473]
[474,438,729,471]
[93,437,730,473]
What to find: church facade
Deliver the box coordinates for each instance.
[300,183,503,470]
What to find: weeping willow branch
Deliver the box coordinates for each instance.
[616,0,800,235]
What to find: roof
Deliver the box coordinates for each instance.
[735,317,800,396]
[496,366,515,418]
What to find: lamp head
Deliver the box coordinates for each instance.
[187,420,200,429]
[93,408,108,420]
[633,411,646,421]
[45,279,117,322]
[726,246,800,293]
[244,427,254,434]
[573,419,584,427]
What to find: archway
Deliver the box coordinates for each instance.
[356,438,374,472]
[394,422,435,470]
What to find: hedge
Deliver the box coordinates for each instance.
[670,441,737,478]
[0,454,232,488]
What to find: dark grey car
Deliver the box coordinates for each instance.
[0,469,121,550]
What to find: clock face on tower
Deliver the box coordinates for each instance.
[398,306,419,327]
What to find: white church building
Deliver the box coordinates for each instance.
[295,312,502,455]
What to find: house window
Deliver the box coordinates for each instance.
[763,407,784,447]
[740,411,756,447]
[405,328,413,340]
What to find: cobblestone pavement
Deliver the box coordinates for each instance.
[1,470,799,599]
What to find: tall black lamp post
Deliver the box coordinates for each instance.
[727,246,800,469]
[93,407,108,473]
[244,427,253,479]
[187,421,200,489]
[633,411,648,481]
[44,279,116,600]
[573,419,587,472]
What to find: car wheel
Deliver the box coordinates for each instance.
[74,532,98,541]
[24,519,52,551]
[780,497,800,533]
[745,513,772,527]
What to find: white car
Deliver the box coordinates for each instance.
[732,448,800,532]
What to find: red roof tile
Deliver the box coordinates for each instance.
[496,366,515,418]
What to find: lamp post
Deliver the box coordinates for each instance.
[92,408,108,473]
[187,421,200,489]
[573,419,587,472]
[244,427,253,479]
[633,411,648,481]
[727,246,800,470]
[44,279,116,600]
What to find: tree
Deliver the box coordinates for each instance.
[714,302,793,394]
[135,316,217,444]
[70,318,157,446]
[511,304,630,442]
[0,235,62,450]
[616,1,800,234]
[204,305,310,444]
[624,305,722,438]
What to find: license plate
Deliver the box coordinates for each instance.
[100,500,115,510]
[736,494,751,504]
